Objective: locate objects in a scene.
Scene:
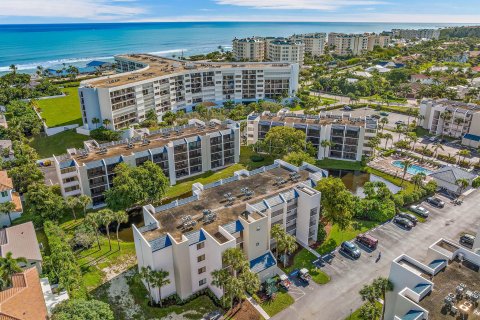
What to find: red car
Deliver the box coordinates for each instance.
[356,233,378,249]
[279,274,292,290]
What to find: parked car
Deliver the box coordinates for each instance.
[341,241,361,259]
[356,233,378,249]
[397,212,418,225]
[426,196,445,208]
[460,234,475,247]
[344,106,352,111]
[279,274,292,290]
[409,205,430,218]
[371,114,381,119]
[298,268,311,283]
[395,120,405,125]
[428,136,438,142]
[380,111,389,116]
[393,216,414,229]
[204,310,222,320]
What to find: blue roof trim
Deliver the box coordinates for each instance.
[186,230,206,246]
[223,220,244,234]
[464,133,480,142]
[59,159,75,169]
[150,235,172,252]
[401,310,424,320]
[250,251,276,274]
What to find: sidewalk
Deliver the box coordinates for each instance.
[246,295,270,319]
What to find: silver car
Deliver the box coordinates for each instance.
[409,205,429,218]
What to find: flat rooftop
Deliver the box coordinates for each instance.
[85,54,293,88]
[141,166,311,243]
[419,259,480,319]
[67,122,230,165]
[256,112,374,127]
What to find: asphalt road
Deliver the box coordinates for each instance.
[274,191,480,320]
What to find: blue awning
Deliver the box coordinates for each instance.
[250,251,276,274]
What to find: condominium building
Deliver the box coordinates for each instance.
[265,38,305,65]
[385,234,480,320]
[291,33,326,57]
[79,54,299,131]
[232,37,266,62]
[246,110,378,161]
[328,33,390,56]
[392,28,441,40]
[133,159,326,301]
[53,119,240,207]
[419,99,480,147]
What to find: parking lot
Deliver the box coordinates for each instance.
[275,191,480,320]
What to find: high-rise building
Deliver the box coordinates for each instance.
[232,37,266,62]
[328,33,390,56]
[265,38,305,65]
[78,54,299,131]
[291,33,326,57]
[246,110,378,161]
[53,119,241,207]
[133,159,326,301]
[392,28,441,40]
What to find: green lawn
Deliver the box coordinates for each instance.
[37,86,83,127]
[260,289,295,317]
[316,220,380,255]
[29,129,90,158]
[366,167,415,194]
[282,249,331,285]
[361,94,407,104]
[315,158,364,171]
[347,301,383,320]
[239,146,274,170]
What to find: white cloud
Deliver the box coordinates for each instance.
[0,0,145,20]
[215,0,385,10]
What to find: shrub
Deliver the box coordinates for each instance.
[250,155,265,162]
[437,154,456,164]
[90,126,122,142]
[317,222,327,244]
[458,160,470,168]
[472,177,480,188]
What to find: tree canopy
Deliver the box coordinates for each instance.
[315,177,355,230]
[51,299,114,320]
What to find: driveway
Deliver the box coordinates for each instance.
[274,191,480,320]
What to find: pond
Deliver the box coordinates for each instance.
[327,169,402,198]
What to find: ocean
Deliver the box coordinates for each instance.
[0,22,466,74]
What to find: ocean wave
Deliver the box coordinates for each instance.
[0,55,114,72]
[148,49,188,56]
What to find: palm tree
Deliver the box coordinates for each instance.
[411,172,426,190]
[239,266,260,296]
[320,140,332,159]
[359,283,378,305]
[270,224,283,260]
[65,197,80,220]
[401,159,413,186]
[373,277,394,320]
[92,117,100,129]
[380,117,389,132]
[383,133,393,149]
[456,149,470,164]
[419,145,429,163]
[0,252,27,287]
[211,268,230,298]
[409,135,419,151]
[113,210,129,250]
[9,64,17,75]
[99,209,115,250]
[84,212,101,250]
[358,302,381,320]
[140,266,154,306]
[395,124,404,140]
[455,178,469,197]
[279,233,297,267]
[102,119,111,128]
[222,248,247,277]
[77,195,91,216]
[150,269,170,307]
[439,111,452,139]
[432,142,444,159]
[0,202,16,226]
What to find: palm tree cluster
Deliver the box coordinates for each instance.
[358,277,394,320]
[211,248,260,309]
[271,224,298,267]
[140,266,171,307]
[84,209,129,251]
[0,252,27,290]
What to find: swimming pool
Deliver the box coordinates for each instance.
[392,160,432,175]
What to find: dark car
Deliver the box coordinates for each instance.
[393,216,414,229]
[371,114,381,119]
[341,241,361,259]
[426,197,445,208]
[344,106,352,111]
[356,233,378,249]
[460,234,475,247]
[397,212,418,225]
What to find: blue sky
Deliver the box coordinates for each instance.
[0,0,479,24]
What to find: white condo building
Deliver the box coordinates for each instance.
[419,99,480,148]
[78,54,299,131]
[53,119,240,206]
[392,28,441,40]
[133,159,326,301]
[327,33,390,56]
[266,38,305,65]
[291,33,326,57]
[385,232,480,320]
[246,110,378,161]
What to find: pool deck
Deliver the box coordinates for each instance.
[368,155,440,182]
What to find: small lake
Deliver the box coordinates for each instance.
[327,169,402,198]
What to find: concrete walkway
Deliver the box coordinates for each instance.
[247,295,270,319]
[296,240,322,259]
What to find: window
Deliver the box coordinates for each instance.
[256,242,259,247]
[0,191,7,197]
[197,242,205,250]
[197,254,205,263]
[199,278,207,286]
[256,226,261,231]
[198,266,206,274]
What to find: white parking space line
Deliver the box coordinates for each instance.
[288,286,305,301]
